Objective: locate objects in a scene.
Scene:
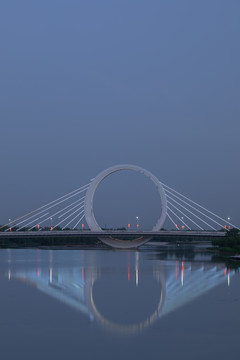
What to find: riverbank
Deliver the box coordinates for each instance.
[211,228,240,254]
[0,235,102,249]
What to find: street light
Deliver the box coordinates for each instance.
[50,217,53,230]
[227,217,231,230]
[136,216,139,230]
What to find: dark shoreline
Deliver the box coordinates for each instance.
[0,233,239,261]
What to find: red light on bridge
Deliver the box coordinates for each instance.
[82,224,84,229]
[175,224,178,229]
[9,228,11,232]
[181,225,185,230]
[128,224,130,229]
[137,224,139,229]
[50,226,53,231]
[37,224,40,229]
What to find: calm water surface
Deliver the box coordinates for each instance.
[0,247,239,360]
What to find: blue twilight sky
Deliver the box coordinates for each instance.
[0,0,240,228]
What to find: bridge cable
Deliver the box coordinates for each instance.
[62,210,85,230]
[161,183,239,230]
[52,204,85,230]
[167,200,204,230]
[12,211,50,231]
[167,212,179,230]
[14,192,87,231]
[58,200,85,219]
[73,214,85,229]
[1,183,90,231]
[7,189,88,231]
[167,206,191,230]
[165,191,223,230]
[28,196,86,231]
[165,193,217,230]
[16,213,50,232]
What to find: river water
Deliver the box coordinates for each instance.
[0,246,239,360]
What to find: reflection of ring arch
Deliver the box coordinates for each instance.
[84,164,167,248]
[85,271,166,336]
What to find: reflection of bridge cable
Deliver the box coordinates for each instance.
[167,206,191,230]
[162,183,239,230]
[167,200,204,230]
[165,191,221,230]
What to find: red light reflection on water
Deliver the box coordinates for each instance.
[181,261,184,286]
[128,252,130,281]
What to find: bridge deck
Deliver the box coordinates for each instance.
[0,230,226,240]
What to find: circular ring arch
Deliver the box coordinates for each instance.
[84,164,167,233]
[86,274,166,336]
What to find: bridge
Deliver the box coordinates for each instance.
[0,230,226,239]
[1,164,238,248]
[0,229,226,249]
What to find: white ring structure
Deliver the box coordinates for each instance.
[84,165,167,248]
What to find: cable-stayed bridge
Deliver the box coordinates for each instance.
[1,164,238,248]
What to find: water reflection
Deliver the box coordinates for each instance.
[2,249,233,337]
